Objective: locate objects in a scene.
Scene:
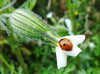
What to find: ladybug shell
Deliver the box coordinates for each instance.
[59,38,73,51]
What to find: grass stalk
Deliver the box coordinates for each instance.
[0,54,18,74]
[66,0,76,34]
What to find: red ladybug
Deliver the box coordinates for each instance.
[59,38,73,51]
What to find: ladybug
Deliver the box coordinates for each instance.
[59,38,73,51]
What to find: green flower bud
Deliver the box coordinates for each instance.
[10,9,59,44]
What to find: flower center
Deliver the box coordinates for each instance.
[59,38,73,51]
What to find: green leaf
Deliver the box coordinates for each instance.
[0,20,10,35]
[0,66,4,74]
[17,66,23,74]
[20,0,38,10]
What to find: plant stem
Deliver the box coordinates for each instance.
[66,0,76,34]
[0,0,16,12]
[9,33,28,74]
[15,47,28,74]
[0,54,18,74]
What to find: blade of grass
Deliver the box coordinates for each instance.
[0,54,18,74]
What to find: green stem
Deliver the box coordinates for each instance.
[9,33,28,74]
[0,54,18,74]
[66,0,76,34]
[15,48,28,74]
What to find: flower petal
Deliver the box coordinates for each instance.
[63,44,82,57]
[63,35,85,45]
[56,46,67,69]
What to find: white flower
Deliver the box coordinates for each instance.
[46,12,53,18]
[89,42,95,51]
[56,35,85,69]
[89,42,95,49]
[65,18,74,35]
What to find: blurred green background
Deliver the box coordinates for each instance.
[0,0,100,74]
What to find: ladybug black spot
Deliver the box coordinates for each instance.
[63,43,66,46]
[60,39,63,41]
[66,49,69,51]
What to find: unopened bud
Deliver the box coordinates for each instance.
[10,9,59,43]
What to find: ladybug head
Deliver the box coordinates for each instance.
[58,38,73,51]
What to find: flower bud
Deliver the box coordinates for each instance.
[10,9,59,43]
